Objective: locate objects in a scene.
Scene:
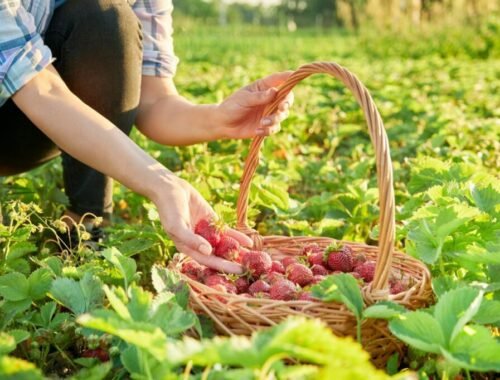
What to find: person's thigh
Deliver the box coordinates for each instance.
[45,0,143,133]
[0,100,59,176]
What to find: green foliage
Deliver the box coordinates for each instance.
[101,247,138,290]
[82,312,391,380]
[49,272,104,315]
[0,355,45,379]
[372,287,500,375]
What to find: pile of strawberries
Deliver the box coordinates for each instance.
[180,219,407,301]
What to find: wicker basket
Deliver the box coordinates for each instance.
[172,62,433,368]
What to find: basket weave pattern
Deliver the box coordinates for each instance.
[173,62,433,367]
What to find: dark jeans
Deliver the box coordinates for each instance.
[0,0,142,219]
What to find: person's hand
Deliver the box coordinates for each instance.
[216,72,295,139]
[152,175,252,274]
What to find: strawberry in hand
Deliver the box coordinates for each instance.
[189,217,252,274]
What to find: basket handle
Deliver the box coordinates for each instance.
[235,62,395,291]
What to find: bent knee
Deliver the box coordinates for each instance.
[62,0,141,45]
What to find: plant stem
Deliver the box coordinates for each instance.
[466,369,472,380]
[356,318,362,344]
[260,353,287,380]
[54,344,77,370]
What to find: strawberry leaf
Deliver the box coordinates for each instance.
[434,287,483,345]
[363,301,407,320]
[311,274,364,320]
[101,247,137,290]
[389,311,445,354]
[0,273,30,302]
[442,324,500,372]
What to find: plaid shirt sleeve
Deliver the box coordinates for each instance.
[132,0,179,77]
[0,0,53,107]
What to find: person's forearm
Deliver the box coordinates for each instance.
[12,65,172,201]
[136,76,225,146]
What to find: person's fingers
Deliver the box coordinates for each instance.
[284,91,295,107]
[256,124,281,137]
[242,87,278,107]
[169,221,213,256]
[278,92,294,112]
[224,228,253,248]
[182,247,244,274]
[257,109,288,136]
[252,71,294,91]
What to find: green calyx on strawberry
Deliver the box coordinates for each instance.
[324,242,353,272]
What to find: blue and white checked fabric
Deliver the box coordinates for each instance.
[0,0,178,107]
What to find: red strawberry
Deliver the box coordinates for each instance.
[352,253,367,269]
[324,243,353,272]
[354,261,376,282]
[286,263,313,286]
[351,272,363,280]
[82,348,109,362]
[234,277,250,294]
[181,261,203,280]
[263,272,285,285]
[271,260,285,274]
[281,256,298,268]
[390,281,406,294]
[194,219,222,248]
[214,235,240,261]
[311,264,328,276]
[301,243,323,256]
[248,280,271,295]
[242,250,272,278]
[269,279,297,300]
[307,252,325,266]
[312,275,325,284]
[200,267,217,280]
[206,284,232,303]
[298,292,315,301]
[236,247,249,263]
[205,274,237,293]
[204,274,227,287]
